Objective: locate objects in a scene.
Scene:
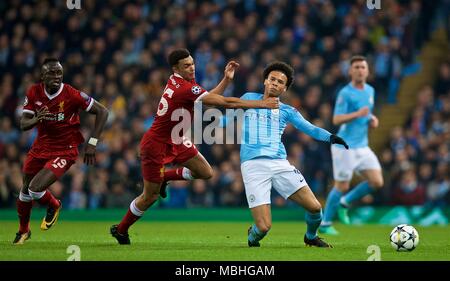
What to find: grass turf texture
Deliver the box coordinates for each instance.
[1,220,449,261]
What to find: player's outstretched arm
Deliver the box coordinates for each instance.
[83,101,109,165]
[202,94,279,109]
[20,107,51,131]
[208,61,240,96]
[290,107,347,149]
[333,106,369,125]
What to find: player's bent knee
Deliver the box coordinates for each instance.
[370,178,384,189]
[197,167,213,180]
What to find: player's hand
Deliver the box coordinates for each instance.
[357,106,370,117]
[224,61,240,80]
[83,144,97,165]
[36,106,50,122]
[330,134,349,149]
[370,115,379,128]
[262,97,279,109]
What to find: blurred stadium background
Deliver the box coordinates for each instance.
[0,0,449,226]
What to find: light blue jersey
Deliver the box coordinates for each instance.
[333,83,375,148]
[240,92,332,163]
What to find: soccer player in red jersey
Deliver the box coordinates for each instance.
[13,58,109,244]
[111,49,278,244]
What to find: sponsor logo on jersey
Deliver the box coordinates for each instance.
[191,86,202,95]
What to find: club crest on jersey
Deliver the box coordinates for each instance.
[58,101,64,112]
[23,97,28,106]
[191,86,202,95]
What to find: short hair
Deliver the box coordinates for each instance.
[42,57,60,66]
[350,55,367,65]
[168,49,191,67]
[263,61,294,88]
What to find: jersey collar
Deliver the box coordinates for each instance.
[44,83,64,100]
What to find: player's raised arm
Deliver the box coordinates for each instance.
[201,94,279,109]
[83,100,109,165]
[289,107,348,149]
[208,61,240,96]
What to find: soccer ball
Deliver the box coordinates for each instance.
[389,224,419,251]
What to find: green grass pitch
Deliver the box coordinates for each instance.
[1,220,449,261]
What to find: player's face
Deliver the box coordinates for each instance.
[264,71,288,97]
[174,56,195,80]
[42,62,63,93]
[349,60,369,83]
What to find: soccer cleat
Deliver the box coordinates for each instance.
[318,225,340,235]
[247,226,260,247]
[160,181,169,199]
[40,200,62,230]
[110,224,130,245]
[13,230,31,245]
[304,235,333,248]
[337,205,351,225]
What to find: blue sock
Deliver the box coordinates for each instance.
[341,181,374,207]
[321,188,342,226]
[248,224,268,243]
[305,210,322,240]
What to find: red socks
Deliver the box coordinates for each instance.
[163,168,185,181]
[37,191,60,209]
[117,209,141,234]
[16,199,33,234]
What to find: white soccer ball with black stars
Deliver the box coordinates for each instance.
[389,224,419,251]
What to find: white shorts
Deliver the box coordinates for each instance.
[240,159,308,208]
[331,146,381,181]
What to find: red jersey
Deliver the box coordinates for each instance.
[23,83,94,157]
[143,73,209,144]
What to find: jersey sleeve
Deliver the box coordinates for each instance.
[288,106,331,142]
[333,89,348,116]
[22,86,36,115]
[73,89,95,112]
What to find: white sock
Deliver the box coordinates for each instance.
[130,198,144,217]
[28,189,46,200]
[19,192,32,202]
[182,167,194,180]
[340,197,349,208]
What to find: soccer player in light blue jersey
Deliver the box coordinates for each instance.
[240,62,348,248]
[319,56,384,235]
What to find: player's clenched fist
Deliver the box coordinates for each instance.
[262,97,279,109]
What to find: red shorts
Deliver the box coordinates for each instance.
[23,153,77,179]
[140,137,199,183]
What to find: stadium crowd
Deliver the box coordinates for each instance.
[0,0,448,209]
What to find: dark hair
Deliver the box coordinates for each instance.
[263,61,294,88]
[350,55,367,65]
[43,57,60,65]
[168,49,191,66]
